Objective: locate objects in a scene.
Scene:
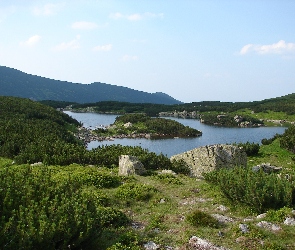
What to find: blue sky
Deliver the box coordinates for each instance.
[0,0,294,103]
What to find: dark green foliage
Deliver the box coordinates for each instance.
[261,133,281,145]
[186,210,219,228]
[237,142,260,156]
[264,207,294,223]
[280,125,295,153]
[204,167,294,213]
[169,159,191,175]
[115,183,157,201]
[0,165,129,249]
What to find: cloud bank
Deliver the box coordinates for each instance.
[240,40,295,55]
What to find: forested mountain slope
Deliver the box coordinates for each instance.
[0,66,181,104]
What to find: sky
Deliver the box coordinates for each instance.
[0,0,295,103]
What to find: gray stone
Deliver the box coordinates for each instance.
[118,155,146,176]
[284,217,295,226]
[170,144,247,177]
[256,221,282,231]
[188,236,228,250]
[239,223,249,233]
[252,163,282,173]
[143,241,159,250]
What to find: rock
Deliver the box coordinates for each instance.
[256,221,282,231]
[143,241,159,250]
[284,217,295,226]
[239,223,249,233]
[216,205,228,212]
[159,169,176,175]
[170,144,247,177]
[212,214,234,224]
[256,213,267,219]
[30,162,43,166]
[118,155,146,176]
[252,163,282,173]
[188,236,228,250]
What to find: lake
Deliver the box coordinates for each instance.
[64,111,286,157]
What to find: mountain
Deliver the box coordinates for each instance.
[0,66,182,104]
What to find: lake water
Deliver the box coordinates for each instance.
[64,111,286,157]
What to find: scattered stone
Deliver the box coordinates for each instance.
[218,231,224,237]
[239,223,249,233]
[188,236,228,250]
[170,144,247,177]
[159,169,176,175]
[143,241,159,250]
[284,217,295,226]
[118,155,146,176]
[30,162,43,166]
[252,163,282,173]
[256,221,282,231]
[159,198,166,203]
[131,221,145,230]
[212,214,234,224]
[216,205,228,212]
[256,213,267,219]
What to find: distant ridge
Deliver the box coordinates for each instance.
[0,66,182,104]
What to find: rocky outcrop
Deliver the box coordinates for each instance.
[118,155,146,176]
[159,110,199,119]
[170,144,247,177]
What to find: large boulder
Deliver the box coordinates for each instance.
[170,144,247,177]
[118,155,146,176]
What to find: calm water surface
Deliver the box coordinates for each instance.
[64,111,286,157]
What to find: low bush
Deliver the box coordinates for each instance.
[0,165,129,249]
[152,173,182,185]
[115,183,157,201]
[186,210,219,228]
[169,159,191,175]
[237,142,260,156]
[204,167,294,213]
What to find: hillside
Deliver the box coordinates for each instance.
[0,66,182,104]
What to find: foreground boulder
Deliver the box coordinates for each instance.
[170,144,247,177]
[118,155,146,176]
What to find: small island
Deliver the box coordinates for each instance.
[90,113,202,141]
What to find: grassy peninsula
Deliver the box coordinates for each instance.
[1,96,295,249]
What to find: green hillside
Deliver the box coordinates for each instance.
[0,66,182,104]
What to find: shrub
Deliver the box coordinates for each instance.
[264,207,294,223]
[152,173,182,185]
[170,159,190,175]
[115,183,157,201]
[186,210,219,228]
[0,165,129,249]
[204,167,294,213]
[237,142,260,156]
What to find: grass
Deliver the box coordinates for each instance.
[1,139,295,249]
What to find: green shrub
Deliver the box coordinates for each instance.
[186,210,219,228]
[115,183,157,201]
[264,207,294,223]
[0,165,129,249]
[152,173,182,185]
[204,167,294,213]
[237,142,260,156]
[169,159,191,175]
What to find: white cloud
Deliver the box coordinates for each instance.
[32,3,64,16]
[93,44,112,51]
[240,40,295,55]
[53,35,80,51]
[19,35,41,47]
[72,21,98,30]
[110,12,164,21]
[121,55,138,61]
